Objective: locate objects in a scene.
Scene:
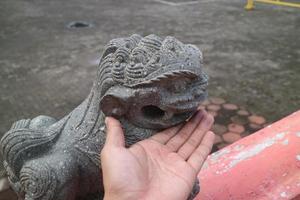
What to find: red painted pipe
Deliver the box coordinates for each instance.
[196,110,300,200]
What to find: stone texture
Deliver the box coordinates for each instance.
[0,35,208,200]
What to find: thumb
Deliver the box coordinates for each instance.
[104,117,125,148]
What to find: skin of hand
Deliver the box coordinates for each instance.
[101,110,215,200]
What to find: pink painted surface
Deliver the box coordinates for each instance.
[196,110,300,200]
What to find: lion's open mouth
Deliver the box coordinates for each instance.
[140,91,206,126]
[141,105,166,119]
[141,105,194,121]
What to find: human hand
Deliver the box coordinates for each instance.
[101,110,215,200]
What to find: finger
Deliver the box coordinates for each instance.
[104,117,125,148]
[177,114,214,160]
[149,123,183,144]
[187,131,215,172]
[166,110,205,152]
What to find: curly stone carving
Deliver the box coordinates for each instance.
[20,163,58,200]
[0,34,208,200]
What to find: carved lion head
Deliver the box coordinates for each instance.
[97,34,208,129]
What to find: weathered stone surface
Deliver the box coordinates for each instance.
[0,34,208,200]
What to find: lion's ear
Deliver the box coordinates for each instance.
[100,87,133,118]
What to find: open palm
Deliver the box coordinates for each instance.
[101,110,214,200]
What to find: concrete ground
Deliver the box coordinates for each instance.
[0,0,299,182]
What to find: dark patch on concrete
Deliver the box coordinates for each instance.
[153,0,199,6]
[67,21,93,28]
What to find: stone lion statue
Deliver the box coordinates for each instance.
[0,34,208,200]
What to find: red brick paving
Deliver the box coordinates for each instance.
[223,132,242,143]
[207,104,221,112]
[230,116,248,125]
[201,99,210,106]
[237,110,250,116]
[201,97,268,152]
[249,123,263,131]
[210,97,225,105]
[228,123,245,134]
[211,124,227,135]
[248,115,266,125]
[223,103,238,111]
